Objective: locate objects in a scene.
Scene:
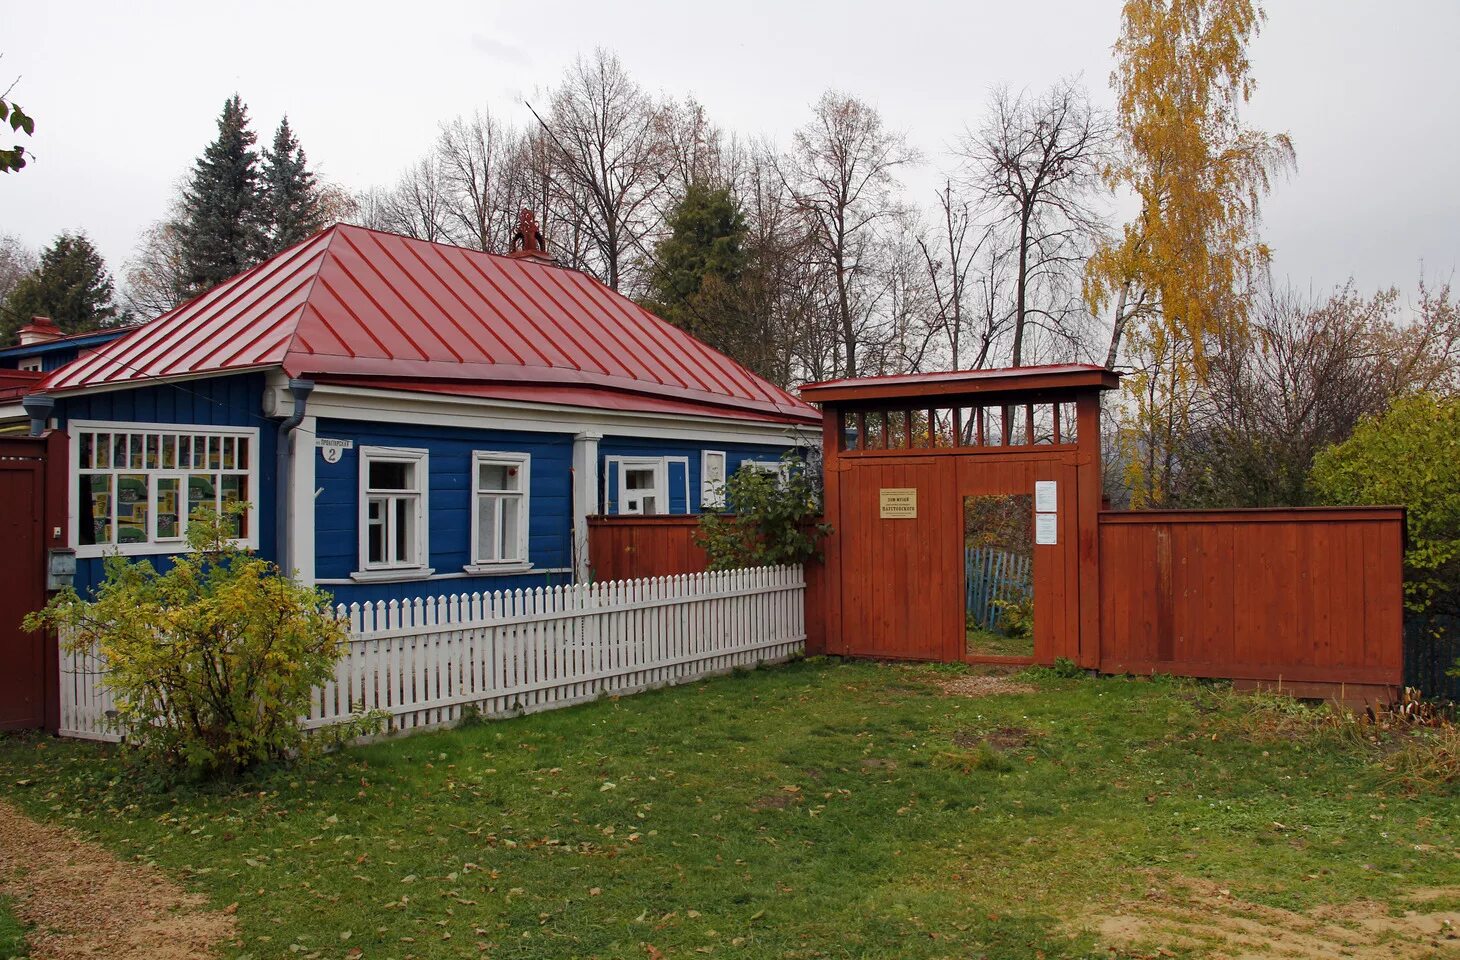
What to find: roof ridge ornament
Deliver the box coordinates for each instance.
[507,209,554,263]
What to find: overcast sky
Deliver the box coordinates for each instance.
[3,0,1457,305]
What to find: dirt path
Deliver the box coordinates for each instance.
[0,800,234,960]
[1091,871,1460,959]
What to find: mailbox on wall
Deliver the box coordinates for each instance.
[46,548,76,591]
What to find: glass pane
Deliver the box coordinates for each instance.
[477,495,500,562]
[221,474,246,537]
[369,460,411,491]
[128,434,142,469]
[478,461,518,492]
[79,473,111,545]
[237,437,249,469]
[208,437,221,470]
[625,468,655,491]
[188,473,215,518]
[965,494,1035,659]
[117,473,149,544]
[177,436,190,469]
[640,494,658,515]
[222,437,235,470]
[501,497,520,560]
[367,500,385,564]
[393,497,413,563]
[156,477,181,539]
[161,434,176,469]
[79,432,94,470]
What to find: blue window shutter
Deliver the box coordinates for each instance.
[603,460,619,515]
[667,460,688,514]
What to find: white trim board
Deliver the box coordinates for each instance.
[264,378,816,447]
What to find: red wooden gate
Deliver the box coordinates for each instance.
[0,431,67,731]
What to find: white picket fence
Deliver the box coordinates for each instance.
[58,565,806,742]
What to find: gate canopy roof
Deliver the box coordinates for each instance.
[799,364,1119,405]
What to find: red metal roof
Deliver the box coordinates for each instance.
[42,225,818,425]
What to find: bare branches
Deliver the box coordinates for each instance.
[958,79,1111,366]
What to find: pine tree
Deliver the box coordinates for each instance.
[1,231,118,344]
[261,116,326,254]
[178,95,266,297]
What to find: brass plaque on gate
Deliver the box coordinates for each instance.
[879,488,918,519]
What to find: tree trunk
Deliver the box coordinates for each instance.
[1012,210,1031,367]
[1104,284,1130,370]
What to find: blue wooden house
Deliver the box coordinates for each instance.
[3,225,818,602]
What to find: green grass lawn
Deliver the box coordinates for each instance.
[0,895,28,959]
[1,659,1456,959]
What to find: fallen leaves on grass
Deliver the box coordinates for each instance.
[0,800,235,959]
[938,675,1036,698]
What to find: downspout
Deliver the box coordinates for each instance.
[22,394,54,436]
[274,379,314,575]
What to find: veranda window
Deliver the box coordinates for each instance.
[359,447,428,573]
[72,423,258,557]
[471,452,530,568]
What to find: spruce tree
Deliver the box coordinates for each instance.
[648,183,749,340]
[178,95,266,297]
[2,231,119,344]
[261,116,326,254]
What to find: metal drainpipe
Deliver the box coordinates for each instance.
[21,394,55,436]
[274,379,315,574]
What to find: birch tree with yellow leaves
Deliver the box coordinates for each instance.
[1089,0,1295,505]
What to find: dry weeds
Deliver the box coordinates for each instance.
[1089,871,1460,960]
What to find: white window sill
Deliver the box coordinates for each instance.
[74,539,255,560]
[348,566,436,583]
[463,561,535,576]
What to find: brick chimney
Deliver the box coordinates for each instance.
[17,316,62,346]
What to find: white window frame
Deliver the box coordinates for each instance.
[467,451,532,573]
[701,450,727,509]
[352,445,432,582]
[740,458,790,482]
[18,357,42,372]
[68,420,260,559]
[616,457,666,515]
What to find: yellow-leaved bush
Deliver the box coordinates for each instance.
[26,505,352,779]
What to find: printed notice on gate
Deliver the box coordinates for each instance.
[1034,480,1058,513]
[1035,512,1058,545]
[879,488,918,519]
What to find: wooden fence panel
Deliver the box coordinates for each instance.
[1099,508,1405,687]
[588,516,708,582]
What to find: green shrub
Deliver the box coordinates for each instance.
[1311,391,1460,615]
[695,453,831,570]
[25,505,350,780]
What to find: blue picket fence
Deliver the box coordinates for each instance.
[965,546,1033,631]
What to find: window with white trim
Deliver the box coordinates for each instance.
[358,447,429,574]
[619,458,665,515]
[740,459,790,482]
[701,450,727,509]
[18,357,41,372]
[72,423,259,557]
[470,452,530,569]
